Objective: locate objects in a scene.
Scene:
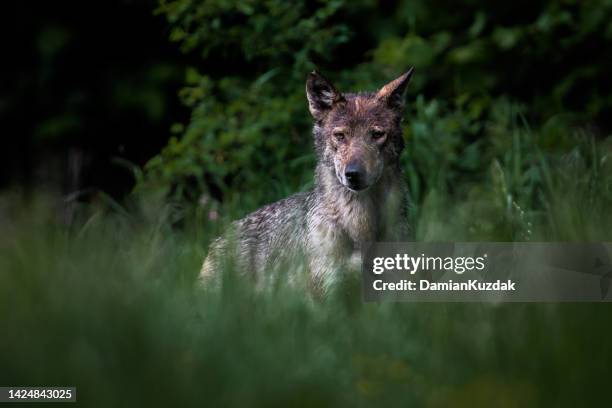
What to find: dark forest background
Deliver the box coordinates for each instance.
[2,1,187,198]
[3,0,611,211]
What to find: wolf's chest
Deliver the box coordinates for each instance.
[335,193,386,244]
[306,203,378,265]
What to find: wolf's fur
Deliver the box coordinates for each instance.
[201,69,414,292]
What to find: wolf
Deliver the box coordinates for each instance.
[201,68,414,293]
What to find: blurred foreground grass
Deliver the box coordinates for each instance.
[2,131,612,407]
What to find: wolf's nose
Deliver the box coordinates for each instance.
[345,162,365,190]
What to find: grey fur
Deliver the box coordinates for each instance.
[201,70,414,293]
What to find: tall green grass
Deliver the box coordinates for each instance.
[1,131,611,407]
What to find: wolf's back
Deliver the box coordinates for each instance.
[200,192,312,284]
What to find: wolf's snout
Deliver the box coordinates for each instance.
[345,162,366,191]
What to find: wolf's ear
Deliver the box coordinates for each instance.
[306,71,345,120]
[376,67,414,111]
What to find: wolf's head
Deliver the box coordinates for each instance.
[306,69,413,192]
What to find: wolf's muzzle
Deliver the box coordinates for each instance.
[345,161,367,191]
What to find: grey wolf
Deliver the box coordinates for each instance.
[201,69,414,292]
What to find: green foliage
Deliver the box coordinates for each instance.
[2,130,612,405]
[143,0,612,209]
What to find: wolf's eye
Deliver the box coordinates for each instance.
[333,131,346,141]
[371,129,386,140]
